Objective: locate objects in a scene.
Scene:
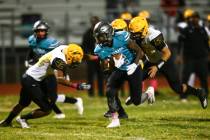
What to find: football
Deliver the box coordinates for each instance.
[112,53,122,60]
[100,58,114,74]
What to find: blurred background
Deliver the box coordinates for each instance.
[0,0,209,86]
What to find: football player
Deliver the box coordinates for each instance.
[25,20,84,119]
[128,16,208,109]
[0,44,90,128]
[93,21,155,128]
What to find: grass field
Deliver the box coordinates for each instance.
[0,88,210,140]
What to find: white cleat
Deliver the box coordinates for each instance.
[145,86,155,104]
[16,116,30,128]
[106,113,120,128]
[53,113,66,119]
[107,118,120,128]
[75,98,84,115]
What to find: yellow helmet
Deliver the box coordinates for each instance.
[64,44,84,65]
[184,8,194,19]
[111,18,128,31]
[129,16,148,39]
[120,12,132,21]
[207,14,210,21]
[138,10,150,19]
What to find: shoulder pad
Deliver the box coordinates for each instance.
[147,27,161,41]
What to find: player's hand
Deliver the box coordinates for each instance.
[77,83,91,90]
[148,66,158,78]
[24,60,29,68]
[127,63,138,75]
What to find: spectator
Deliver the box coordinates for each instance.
[81,16,104,97]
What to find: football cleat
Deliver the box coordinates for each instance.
[53,113,66,119]
[197,88,208,109]
[145,86,155,104]
[0,120,12,127]
[16,116,30,128]
[75,98,84,115]
[125,96,132,105]
[106,113,120,128]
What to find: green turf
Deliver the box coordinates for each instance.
[0,89,210,140]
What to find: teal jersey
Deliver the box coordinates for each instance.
[28,35,60,56]
[94,31,135,71]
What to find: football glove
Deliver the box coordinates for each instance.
[77,83,91,90]
[113,54,125,68]
[127,63,138,75]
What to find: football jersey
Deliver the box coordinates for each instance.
[135,26,167,63]
[94,31,135,71]
[28,35,60,56]
[26,45,67,81]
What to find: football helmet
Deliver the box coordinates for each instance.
[33,20,49,38]
[207,14,210,21]
[129,16,148,39]
[111,18,128,31]
[64,44,84,65]
[93,21,114,46]
[120,11,132,21]
[33,20,49,32]
[183,8,194,19]
[138,10,151,19]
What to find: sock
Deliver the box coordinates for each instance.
[64,97,77,104]
[52,104,63,114]
[140,93,148,103]
[56,94,66,103]
[4,104,24,123]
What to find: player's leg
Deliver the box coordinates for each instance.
[195,58,209,95]
[162,59,208,109]
[106,69,125,128]
[16,78,53,128]
[56,94,83,115]
[126,66,155,105]
[0,74,32,127]
[42,75,66,118]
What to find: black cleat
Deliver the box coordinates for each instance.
[104,111,128,119]
[104,110,112,118]
[125,96,132,106]
[0,120,12,127]
[197,88,208,109]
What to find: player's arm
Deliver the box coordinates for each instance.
[151,34,171,68]
[127,39,144,65]
[25,47,40,67]
[51,57,90,90]
[126,39,144,75]
[83,54,99,61]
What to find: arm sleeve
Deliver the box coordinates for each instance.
[51,58,70,76]
[150,34,167,51]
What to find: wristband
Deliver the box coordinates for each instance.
[157,59,165,69]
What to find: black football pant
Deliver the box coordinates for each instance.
[182,57,209,95]
[143,57,183,95]
[106,67,143,113]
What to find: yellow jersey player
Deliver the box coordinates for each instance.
[128,16,208,109]
[0,44,90,128]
